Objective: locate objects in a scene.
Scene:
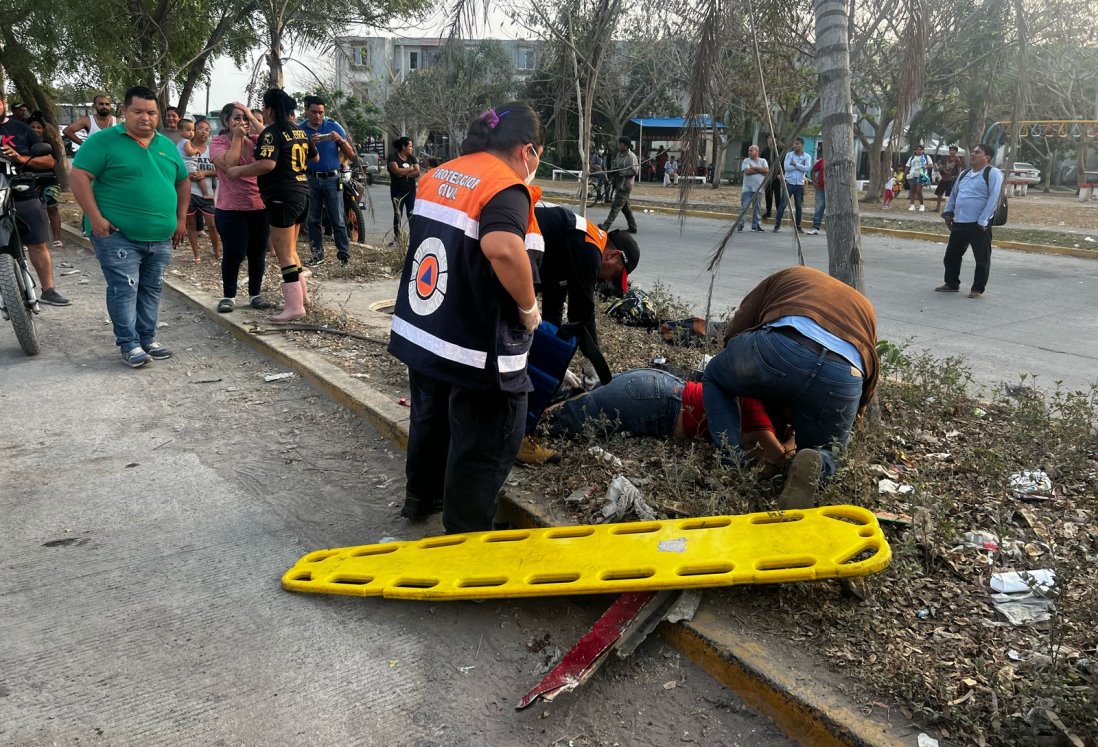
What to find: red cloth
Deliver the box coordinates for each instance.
[811,158,825,189]
[680,381,709,439]
[738,396,774,433]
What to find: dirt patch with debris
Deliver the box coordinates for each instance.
[61,195,1095,745]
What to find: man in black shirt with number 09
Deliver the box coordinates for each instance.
[227,89,317,323]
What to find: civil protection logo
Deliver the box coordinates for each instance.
[407,237,448,316]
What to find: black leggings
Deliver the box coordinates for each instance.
[392,190,415,238]
[215,208,270,298]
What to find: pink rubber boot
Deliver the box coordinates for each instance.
[270,282,306,323]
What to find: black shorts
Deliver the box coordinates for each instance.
[188,194,216,216]
[13,198,50,245]
[935,180,955,197]
[263,193,308,228]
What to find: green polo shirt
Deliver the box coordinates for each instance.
[73,124,187,242]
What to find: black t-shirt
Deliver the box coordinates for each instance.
[254,121,316,196]
[0,118,46,200]
[388,152,419,193]
[533,205,601,333]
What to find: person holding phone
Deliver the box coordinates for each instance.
[299,95,355,266]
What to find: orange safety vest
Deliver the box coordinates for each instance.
[389,151,543,392]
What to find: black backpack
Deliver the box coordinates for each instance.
[953,167,1008,226]
[606,288,660,329]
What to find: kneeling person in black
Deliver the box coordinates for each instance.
[228,88,317,322]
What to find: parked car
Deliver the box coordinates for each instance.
[1009,162,1041,185]
[357,151,379,185]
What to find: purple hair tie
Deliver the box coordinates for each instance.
[480,109,500,129]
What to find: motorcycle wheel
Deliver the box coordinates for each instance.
[0,252,40,356]
[346,203,367,244]
[585,181,600,208]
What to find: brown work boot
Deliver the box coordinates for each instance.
[778,448,822,510]
[516,435,560,465]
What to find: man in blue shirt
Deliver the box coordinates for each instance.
[775,137,811,232]
[937,143,1004,299]
[300,96,356,266]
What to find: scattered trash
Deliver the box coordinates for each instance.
[991,592,1055,625]
[59,269,81,276]
[565,485,595,504]
[961,530,999,552]
[157,321,169,328]
[878,478,914,495]
[1009,470,1054,501]
[1085,236,1094,242]
[973,407,987,418]
[77,279,89,284]
[916,608,932,620]
[662,680,678,690]
[873,511,913,528]
[192,378,222,384]
[991,569,1055,593]
[263,372,294,382]
[350,373,370,378]
[588,446,623,468]
[597,475,656,522]
[398,397,410,407]
[917,733,940,747]
[662,590,702,624]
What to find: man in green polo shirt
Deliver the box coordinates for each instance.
[70,86,189,368]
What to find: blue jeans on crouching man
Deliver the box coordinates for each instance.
[92,230,172,352]
[701,328,863,482]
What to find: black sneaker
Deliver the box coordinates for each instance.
[39,288,71,306]
[400,496,443,520]
[249,295,275,310]
[338,255,349,266]
[303,257,325,267]
[773,225,781,232]
[217,298,234,313]
[143,342,173,360]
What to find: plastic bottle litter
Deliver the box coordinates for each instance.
[962,530,999,552]
[588,446,623,468]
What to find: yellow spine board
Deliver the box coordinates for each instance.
[282,505,891,601]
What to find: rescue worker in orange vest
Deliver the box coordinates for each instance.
[516,204,640,464]
[388,103,546,533]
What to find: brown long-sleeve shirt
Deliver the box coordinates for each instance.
[725,266,879,413]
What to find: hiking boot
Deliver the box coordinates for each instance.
[39,288,71,306]
[143,341,173,360]
[516,435,560,465]
[121,346,149,368]
[934,284,960,293]
[778,448,822,510]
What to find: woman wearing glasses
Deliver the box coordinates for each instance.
[209,101,274,312]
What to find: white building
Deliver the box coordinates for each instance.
[334,35,542,110]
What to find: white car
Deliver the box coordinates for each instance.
[1009,162,1041,185]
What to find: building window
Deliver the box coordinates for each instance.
[516,48,535,71]
[408,51,419,70]
[352,46,368,66]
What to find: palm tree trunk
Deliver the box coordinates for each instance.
[814,0,864,291]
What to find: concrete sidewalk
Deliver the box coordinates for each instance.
[59,224,927,746]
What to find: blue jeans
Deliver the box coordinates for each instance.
[738,188,762,229]
[701,329,863,481]
[547,369,684,439]
[91,231,172,351]
[812,188,826,229]
[306,175,349,261]
[775,183,804,229]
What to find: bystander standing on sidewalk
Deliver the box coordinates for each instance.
[300,96,354,266]
[807,145,825,235]
[387,136,419,245]
[69,86,188,367]
[0,96,70,306]
[737,144,767,232]
[935,145,964,212]
[774,137,810,232]
[209,102,272,313]
[906,144,931,211]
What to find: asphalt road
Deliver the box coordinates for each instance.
[0,243,790,746]
[365,181,1097,393]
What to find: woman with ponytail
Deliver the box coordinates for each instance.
[227,88,317,322]
[388,102,546,534]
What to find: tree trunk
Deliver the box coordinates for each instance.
[268,19,285,89]
[863,116,892,202]
[815,0,864,291]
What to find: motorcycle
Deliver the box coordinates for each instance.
[0,142,53,356]
[340,158,369,243]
